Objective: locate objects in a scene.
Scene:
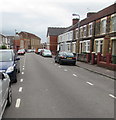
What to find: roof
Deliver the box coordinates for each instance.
[80,3,116,26]
[47,27,67,37]
[18,31,41,40]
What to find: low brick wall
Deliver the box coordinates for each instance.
[98,61,116,71]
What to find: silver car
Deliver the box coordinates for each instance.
[0,72,12,119]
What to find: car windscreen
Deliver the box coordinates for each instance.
[44,50,51,53]
[0,51,13,62]
[60,52,74,57]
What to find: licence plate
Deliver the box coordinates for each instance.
[67,58,72,59]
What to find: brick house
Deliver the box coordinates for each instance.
[47,27,66,54]
[75,3,116,70]
[18,31,41,50]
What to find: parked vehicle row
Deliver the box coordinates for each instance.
[0,72,12,120]
[0,48,22,119]
[36,49,52,57]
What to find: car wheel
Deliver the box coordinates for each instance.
[7,86,12,106]
[73,62,76,66]
[18,69,20,73]
[14,72,17,83]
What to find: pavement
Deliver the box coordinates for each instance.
[76,61,116,80]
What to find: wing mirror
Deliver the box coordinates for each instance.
[15,57,20,61]
[0,73,5,80]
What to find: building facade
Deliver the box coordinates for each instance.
[0,34,10,48]
[18,31,41,50]
[47,27,66,54]
[75,4,116,58]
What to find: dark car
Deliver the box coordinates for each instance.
[54,51,76,65]
[0,49,20,83]
[0,72,12,119]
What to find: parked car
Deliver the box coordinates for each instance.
[17,49,25,55]
[54,51,76,65]
[0,49,20,83]
[0,72,12,119]
[42,49,52,57]
[27,49,35,53]
[38,49,43,55]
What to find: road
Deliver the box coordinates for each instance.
[3,53,115,118]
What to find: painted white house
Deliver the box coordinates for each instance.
[0,34,10,48]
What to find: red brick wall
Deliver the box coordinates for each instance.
[50,36,58,55]
[14,39,20,51]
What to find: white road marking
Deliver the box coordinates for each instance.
[73,74,77,77]
[20,79,23,82]
[58,66,61,68]
[22,72,24,75]
[23,66,25,68]
[109,94,116,99]
[22,68,24,70]
[86,82,94,86]
[55,64,57,66]
[19,87,23,92]
[15,99,21,108]
[64,69,68,72]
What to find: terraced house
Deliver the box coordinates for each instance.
[75,3,116,70]
[57,3,116,70]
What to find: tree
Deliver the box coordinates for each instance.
[0,45,7,49]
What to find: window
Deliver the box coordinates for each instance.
[88,23,93,36]
[95,39,103,53]
[95,41,98,53]
[80,27,83,38]
[76,29,79,39]
[111,14,116,32]
[86,41,90,52]
[80,40,90,53]
[101,18,106,34]
[83,26,87,37]
[95,20,100,35]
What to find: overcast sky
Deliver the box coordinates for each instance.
[0,0,115,42]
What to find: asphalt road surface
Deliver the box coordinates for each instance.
[3,53,115,118]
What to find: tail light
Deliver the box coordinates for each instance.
[72,57,76,59]
[60,56,65,59]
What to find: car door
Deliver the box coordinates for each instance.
[2,73,9,109]
[0,74,2,118]
[0,73,9,119]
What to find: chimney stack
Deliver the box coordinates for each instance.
[72,18,79,25]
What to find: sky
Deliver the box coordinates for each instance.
[0,0,115,42]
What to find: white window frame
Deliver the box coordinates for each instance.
[110,13,116,33]
[83,25,87,38]
[80,40,90,53]
[88,22,93,37]
[100,17,107,35]
[95,38,104,54]
[80,27,83,38]
[75,28,79,39]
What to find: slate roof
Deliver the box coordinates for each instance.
[47,27,67,37]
